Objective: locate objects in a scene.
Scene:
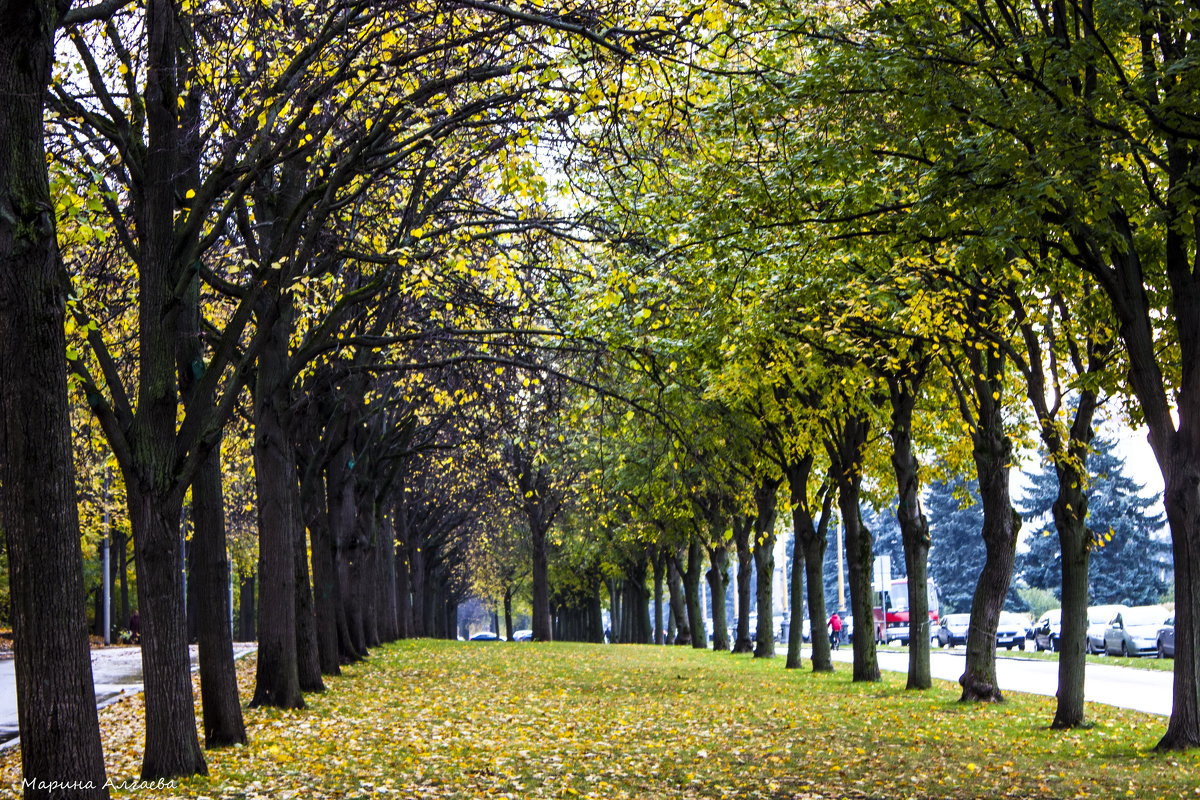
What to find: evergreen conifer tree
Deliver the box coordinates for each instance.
[1017,436,1169,604]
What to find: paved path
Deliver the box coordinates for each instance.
[0,644,256,748]
[795,644,1173,716]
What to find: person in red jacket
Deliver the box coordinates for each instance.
[828,612,843,649]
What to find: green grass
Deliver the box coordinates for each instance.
[6,641,1197,799]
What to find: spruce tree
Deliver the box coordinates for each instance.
[1017,436,1169,604]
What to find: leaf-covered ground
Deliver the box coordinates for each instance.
[3,641,1198,799]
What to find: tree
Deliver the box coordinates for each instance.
[927,478,1026,615]
[1018,435,1169,606]
[0,2,113,796]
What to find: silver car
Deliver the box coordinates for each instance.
[1104,606,1172,657]
[1086,604,1130,654]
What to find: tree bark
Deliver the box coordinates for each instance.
[786,535,805,669]
[378,510,400,642]
[301,468,340,673]
[530,518,552,641]
[888,374,932,690]
[250,300,303,710]
[190,447,247,746]
[684,538,707,648]
[753,477,781,659]
[667,549,690,645]
[127,489,208,777]
[829,414,880,682]
[706,543,730,652]
[396,534,412,640]
[959,368,1020,703]
[732,515,754,654]
[329,450,364,660]
[293,487,324,693]
[0,4,110,791]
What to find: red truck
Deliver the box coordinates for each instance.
[876,577,940,645]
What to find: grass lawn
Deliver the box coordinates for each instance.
[3,641,1198,799]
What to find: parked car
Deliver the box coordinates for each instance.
[1158,616,1175,658]
[1104,606,1172,657]
[885,624,910,645]
[1033,609,1062,651]
[469,631,501,641]
[936,613,971,648]
[1086,604,1130,654]
[511,629,534,642]
[996,611,1027,650]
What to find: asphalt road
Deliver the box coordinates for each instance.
[808,644,1173,716]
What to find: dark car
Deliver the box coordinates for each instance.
[1158,616,1175,658]
[936,613,970,648]
[1033,609,1062,652]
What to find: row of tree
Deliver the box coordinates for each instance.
[0,0,678,796]
[477,0,1200,754]
[4,2,1200,798]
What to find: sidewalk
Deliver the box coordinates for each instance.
[0,643,256,748]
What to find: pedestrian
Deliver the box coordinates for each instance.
[129,610,140,644]
[828,611,843,650]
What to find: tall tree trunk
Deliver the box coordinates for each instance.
[293,489,324,693]
[786,455,834,672]
[359,505,380,649]
[119,0,210,778]
[409,539,427,639]
[396,538,412,640]
[706,544,730,652]
[250,301,303,710]
[666,549,689,645]
[629,558,652,644]
[378,510,399,642]
[530,518,552,641]
[782,457,812,670]
[829,414,880,682]
[1158,432,1200,749]
[959,372,1020,703]
[888,374,932,690]
[805,485,836,674]
[301,469,340,674]
[0,4,109,790]
[503,587,514,641]
[684,538,707,649]
[190,447,247,745]
[753,478,781,659]
[330,455,363,659]
[127,490,208,777]
[732,515,754,654]
[1046,395,1100,727]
